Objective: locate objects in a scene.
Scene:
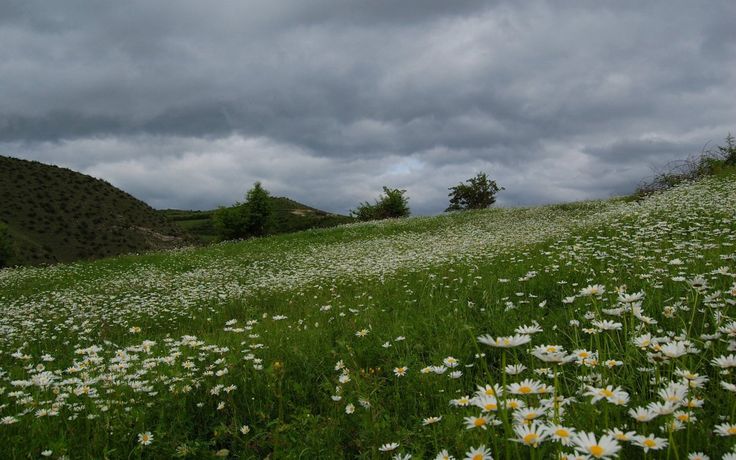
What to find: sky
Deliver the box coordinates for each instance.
[1,1,735,215]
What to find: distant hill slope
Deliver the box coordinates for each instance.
[0,155,186,266]
[159,196,354,243]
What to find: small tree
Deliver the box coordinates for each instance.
[351,187,410,221]
[0,222,13,268]
[446,172,503,212]
[212,182,273,240]
[243,182,273,237]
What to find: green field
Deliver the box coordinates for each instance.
[1,173,735,459]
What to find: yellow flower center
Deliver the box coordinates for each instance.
[472,455,483,460]
[484,403,497,411]
[474,418,486,427]
[524,412,537,420]
[644,439,656,448]
[507,401,519,409]
[601,389,614,397]
[519,386,532,394]
[677,414,689,422]
[589,445,604,457]
[523,433,538,445]
[555,429,569,438]
[728,427,736,435]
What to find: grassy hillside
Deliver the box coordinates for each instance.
[0,172,735,458]
[159,197,354,243]
[0,155,186,266]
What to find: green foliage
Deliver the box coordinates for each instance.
[351,187,410,221]
[0,222,13,267]
[446,172,504,212]
[636,133,736,197]
[244,182,273,237]
[213,182,275,240]
[718,132,736,166]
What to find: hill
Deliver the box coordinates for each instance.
[0,155,186,266]
[159,196,353,243]
[0,171,735,458]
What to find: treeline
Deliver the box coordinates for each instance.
[213,172,504,241]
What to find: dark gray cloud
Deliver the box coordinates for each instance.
[1,0,735,215]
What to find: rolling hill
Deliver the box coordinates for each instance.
[0,155,186,266]
[159,197,354,244]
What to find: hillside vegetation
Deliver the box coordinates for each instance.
[0,171,735,459]
[0,155,185,266]
[160,197,353,244]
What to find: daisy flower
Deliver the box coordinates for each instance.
[477,334,531,348]
[513,421,548,447]
[543,423,576,446]
[137,431,154,446]
[434,450,455,460]
[463,415,491,430]
[571,432,620,459]
[463,445,493,460]
[422,416,442,426]
[379,442,400,452]
[714,423,736,436]
[631,434,668,452]
[393,366,408,377]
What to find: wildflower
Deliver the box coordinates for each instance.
[606,428,636,442]
[138,431,154,446]
[393,366,408,377]
[450,395,471,407]
[629,406,658,422]
[129,326,142,334]
[345,403,355,414]
[240,425,250,435]
[714,423,736,436]
[443,357,459,367]
[543,423,576,446]
[687,452,709,460]
[464,415,491,430]
[463,445,493,460]
[713,354,736,368]
[423,416,442,425]
[513,421,547,447]
[571,432,620,459]
[507,379,543,395]
[631,434,668,452]
[477,334,531,348]
[505,364,527,375]
[580,284,606,297]
[379,442,399,452]
[355,329,369,337]
[434,450,455,460]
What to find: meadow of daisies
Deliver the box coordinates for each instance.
[1,173,736,459]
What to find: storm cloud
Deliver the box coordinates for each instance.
[1,0,735,214]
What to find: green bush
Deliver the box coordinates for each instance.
[351,187,410,221]
[213,182,274,240]
[446,172,504,211]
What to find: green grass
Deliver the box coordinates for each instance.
[0,175,735,459]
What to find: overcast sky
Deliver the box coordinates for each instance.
[1,1,735,214]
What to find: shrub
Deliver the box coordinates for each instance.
[213,182,274,240]
[636,133,736,196]
[351,187,410,221]
[446,172,504,212]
